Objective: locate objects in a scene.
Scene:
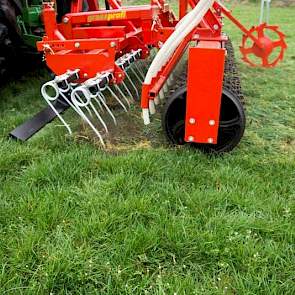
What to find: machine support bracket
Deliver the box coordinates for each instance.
[185,41,225,144]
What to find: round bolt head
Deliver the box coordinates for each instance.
[209,120,215,126]
[63,17,69,24]
[110,41,116,48]
[189,118,196,125]
[74,42,80,48]
[213,24,219,30]
[208,138,214,144]
[188,136,194,142]
[83,73,88,78]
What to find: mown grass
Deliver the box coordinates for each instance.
[0,3,295,294]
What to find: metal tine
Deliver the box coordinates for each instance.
[97,92,117,125]
[89,99,108,133]
[113,84,131,108]
[56,78,78,111]
[157,55,186,103]
[99,92,106,103]
[83,72,111,117]
[40,70,81,135]
[139,57,150,73]
[57,72,94,118]
[137,59,147,75]
[71,86,106,146]
[77,86,108,133]
[72,90,93,117]
[152,56,186,106]
[132,60,145,80]
[90,71,129,113]
[92,95,105,113]
[124,70,139,100]
[133,62,145,80]
[129,65,143,83]
[41,80,72,135]
[96,73,130,112]
[80,77,109,133]
[91,73,118,124]
[115,50,143,100]
[139,48,155,74]
[106,85,128,112]
[120,80,135,103]
[124,53,143,84]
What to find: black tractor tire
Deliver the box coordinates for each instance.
[56,0,72,22]
[0,0,23,83]
[0,22,15,79]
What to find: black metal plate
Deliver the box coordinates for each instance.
[9,99,69,141]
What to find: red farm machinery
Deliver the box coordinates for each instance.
[10,0,287,153]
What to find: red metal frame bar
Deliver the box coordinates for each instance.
[214,1,262,48]
[62,6,160,25]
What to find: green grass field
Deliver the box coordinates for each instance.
[0,3,295,294]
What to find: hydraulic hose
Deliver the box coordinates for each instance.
[144,0,215,84]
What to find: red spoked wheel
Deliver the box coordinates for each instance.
[240,23,287,68]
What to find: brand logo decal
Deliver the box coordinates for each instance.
[87,11,126,22]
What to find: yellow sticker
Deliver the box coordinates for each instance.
[87,11,126,22]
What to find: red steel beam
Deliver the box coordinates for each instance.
[62,6,160,25]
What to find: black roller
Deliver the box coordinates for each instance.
[162,85,246,154]
[162,38,246,153]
